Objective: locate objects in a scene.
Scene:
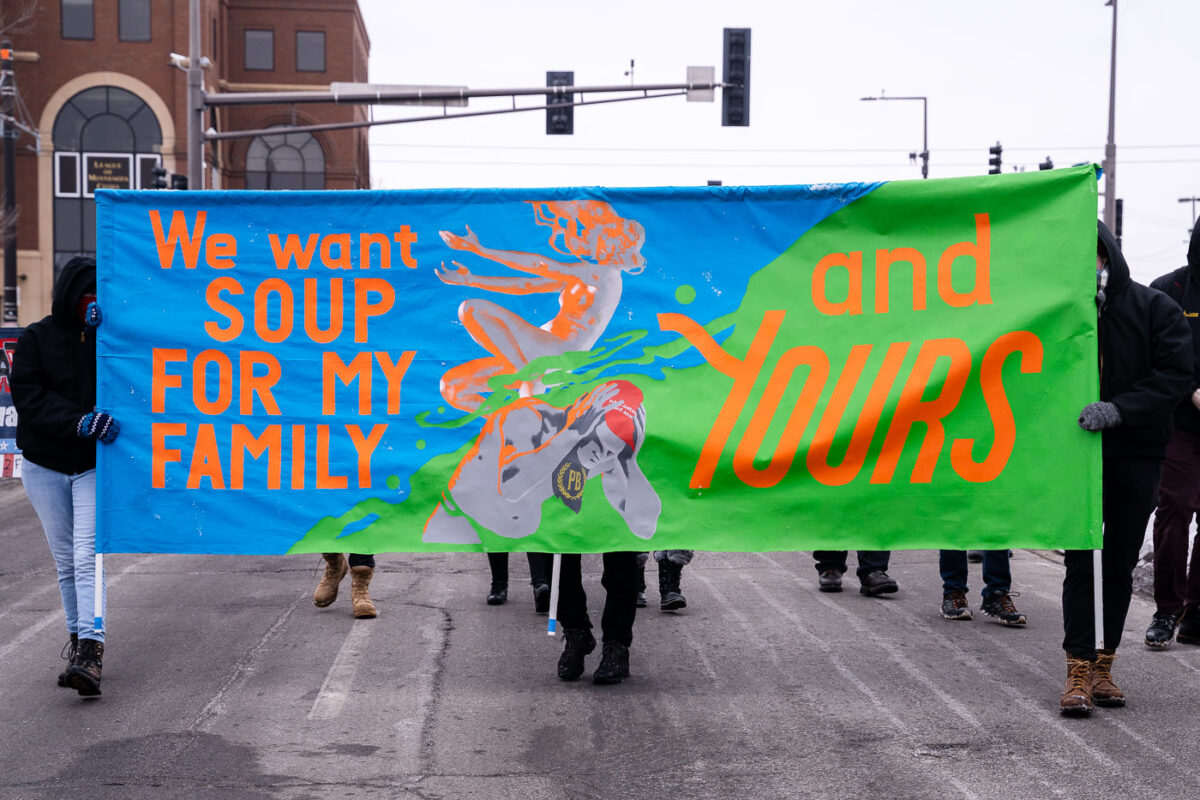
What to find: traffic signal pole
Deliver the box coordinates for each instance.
[2,43,17,323]
[1102,0,1118,230]
[187,0,204,190]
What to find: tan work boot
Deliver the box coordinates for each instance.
[1091,649,1125,707]
[350,565,377,618]
[1059,655,1094,716]
[313,553,348,607]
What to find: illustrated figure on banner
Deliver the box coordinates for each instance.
[436,200,646,411]
[423,380,661,545]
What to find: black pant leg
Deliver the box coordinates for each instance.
[855,550,890,578]
[813,551,849,575]
[599,551,639,647]
[557,554,591,632]
[348,553,375,569]
[486,552,508,585]
[526,552,552,587]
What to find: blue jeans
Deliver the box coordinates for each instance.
[939,549,1010,600]
[22,460,104,643]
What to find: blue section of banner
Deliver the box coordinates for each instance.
[94,184,879,554]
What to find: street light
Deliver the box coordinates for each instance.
[861,93,928,179]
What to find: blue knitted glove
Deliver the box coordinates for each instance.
[84,302,102,327]
[1078,401,1122,432]
[77,411,120,444]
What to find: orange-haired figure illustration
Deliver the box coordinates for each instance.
[423,380,661,545]
[437,200,646,411]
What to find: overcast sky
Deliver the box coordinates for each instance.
[357,0,1199,283]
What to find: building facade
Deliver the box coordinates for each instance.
[1,0,370,324]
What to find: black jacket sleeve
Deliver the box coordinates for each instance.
[1109,291,1194,428]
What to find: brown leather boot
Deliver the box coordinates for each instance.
[350,566,377,618]
[1091,650,1125,707]
[313,553,347,607]
[1059,655,1094,715]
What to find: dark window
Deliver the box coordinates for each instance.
[296,31,325,72]
[245,29,274,71]
[62,0,94,40]
[56,153,80,197]
[119,0,151,41]
[246,127,325,190]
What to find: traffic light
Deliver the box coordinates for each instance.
[1038,156,1054,171]
[151,165,168,189]
[722,28,751,126]
[987,143,1002,175]
[546,71,573,135]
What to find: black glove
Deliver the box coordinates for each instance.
[1078,401,1122,432]
[77,411,120,444]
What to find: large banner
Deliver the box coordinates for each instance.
[96,167,1100,555]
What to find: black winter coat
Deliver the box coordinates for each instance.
[10,257,98,475]
[1149,223,1200,436]
[1096,221,1193,459]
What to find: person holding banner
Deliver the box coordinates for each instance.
[1060,222,1192,715]
[10,256,118,698]
[1144,227,1200,649]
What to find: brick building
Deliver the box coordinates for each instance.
[1,0,370,324]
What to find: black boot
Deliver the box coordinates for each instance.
[532,582,550,614]
[593,642,630,685]
[658,560,687,611]
[66,638,103,698]
[57,633,79,688]
[557,628,596,681]
[486,582,508,605]
[635,565,647,608]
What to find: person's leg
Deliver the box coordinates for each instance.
[654,550,688,611]
[939,550,969,596]
[980,550,1012,599]
[347,554,377,618]
[1061,548,1096,660]
[21,460,79,637]
[856,551,897,595]
[855,550,890,579]
[1100,457,1161,652]
[69,470,101,644]
[526,553,552,612]
[1151,432,1194,616]
[599,552,639,647]
[556,554,588,631]
[813,551,848,575]
[348,554,375,569]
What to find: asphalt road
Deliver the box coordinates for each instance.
[2,478,1198,799]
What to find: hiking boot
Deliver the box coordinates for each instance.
[65,638,103,698]
[1144,610,1179,649]
[1177,609,1200,645]
[635,565,648,608]
[1059,655,1093,716]
[593,642,631,685]
[658,560,687,611]
[859,570,898,596]
[980,592,1026,626]
[557,628,596,681]
[57,633,78,688]
[313,553,347,607]
[350,566,377,618]
[818,569,843,593]
[1090,650,1125,707]
[486,582,508,606]
[941,591,973,620]
[533,583,551,614]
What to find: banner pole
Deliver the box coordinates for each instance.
[94,553,105,635]
[1093,549,1104,651]
[547,553,562,636]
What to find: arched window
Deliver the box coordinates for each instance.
[245,127,325,190]
[52,86,162,277]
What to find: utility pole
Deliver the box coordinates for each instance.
[1180,196,1199,235]
[2,42,16,323]
[861,93,928,178]
[187,0,203,189]
[1102,0,1118,229]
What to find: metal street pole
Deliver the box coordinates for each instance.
[2,42,17,322]
[187,0,203,189]
[1103,0,1118,229]
[861,94,928,178]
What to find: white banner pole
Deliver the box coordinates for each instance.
[547,553,562,636]
[1093,549,1104,651]
[94,553,105,635]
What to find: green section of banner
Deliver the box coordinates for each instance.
[290,167,1100,555]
